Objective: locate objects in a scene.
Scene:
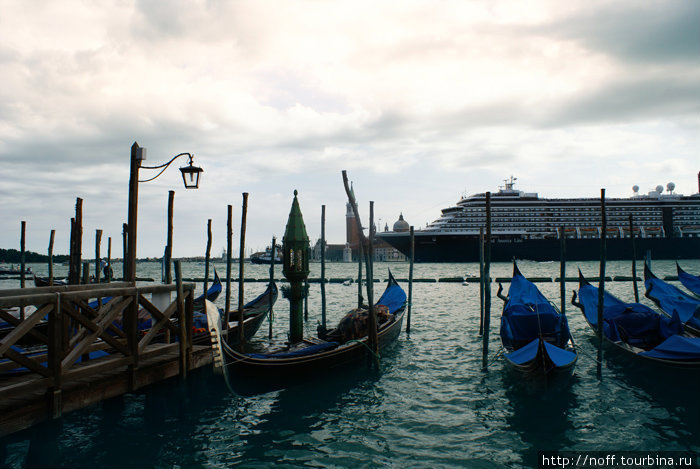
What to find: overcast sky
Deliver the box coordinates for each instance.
[1,0,699,259]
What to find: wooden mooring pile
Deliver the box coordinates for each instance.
[0,281,212,437]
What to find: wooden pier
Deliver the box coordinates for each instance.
[0,282,212,437]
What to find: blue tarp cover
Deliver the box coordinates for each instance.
[247,341,339,359]
[645,275,700,330]
[640,335,700,360]
[578,282,683,348]
[375,280,407,315]
[678,268,700,298]
[501,272,570,349]
[504,338,576,367]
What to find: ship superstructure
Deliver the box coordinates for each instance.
[378,176,700,262]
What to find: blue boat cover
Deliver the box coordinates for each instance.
[247,341,339,359]
[504,338,576,367]
[678,267,700,298]
[375,280,407,315]
[645,274,700,330]
[500,272,571,350]
[640,335,700,360]
[577,281,687,352]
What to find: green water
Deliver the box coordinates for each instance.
[1,259,699,468]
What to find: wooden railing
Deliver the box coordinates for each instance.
[0,282,195,418]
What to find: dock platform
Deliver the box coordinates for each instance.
[0,282,212,437]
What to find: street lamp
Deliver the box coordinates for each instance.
[126,142,203,283]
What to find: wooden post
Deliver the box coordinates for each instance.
[304,277,309,321]
[357,241,364,309]
[225,204,233,331]
[185,280,194,370]
[560,225,566,317]
[165,190,174,284]
[597,188,607,374]
[482,192,492,370]
[175,260,187,379]
[367,201,377,355]
[95,229,102,284]
[269,235,276,340]
[629,214,639,303]
[126,142,142,283]
[122,223,128,281]
[20,221,26,321]
[82,261,90,285]
[341,172,375,355]
[48,294,63,418]
[407,226,414,333]
[107,237,112,283]
[20,221,26,289]
[479,226,484,335]
[321,206,327,331]
[69,198,83,285]
[48,230,56,286]
[204,219,212,298]
[237,193,249,350]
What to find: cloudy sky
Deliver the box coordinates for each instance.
[1,0,699,259]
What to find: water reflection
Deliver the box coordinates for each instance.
[503,371,578,467]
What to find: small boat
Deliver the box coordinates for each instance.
[677,263,700,298]
[193,269,222,310]
[208,271,406,393]
[644,263,700,335]
[0,265,32,276]
[33,275,69,287]
[573,271,700,368]
[207,281,278,347]
[249,245,283,265]
[498,263,577,378]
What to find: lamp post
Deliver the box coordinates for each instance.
[126,142,203,283]
[282,190,310,344]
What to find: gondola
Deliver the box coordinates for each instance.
[573,271,700,368]
[193,269,222,311]
[33,275,68,287]
[677,263,700,298]
[644,263,700,335]
[498,263,577,378]
[198,282,278,347]
[207,271,406,392]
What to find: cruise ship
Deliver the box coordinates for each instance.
[377,176,700,262]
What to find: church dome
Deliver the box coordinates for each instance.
[393,213,410,232]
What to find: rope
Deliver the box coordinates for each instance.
[573,342,603,365]
[487,348,505,367]
[347,339,381,360]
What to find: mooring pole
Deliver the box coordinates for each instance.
[237,193,249,350]
[304,277,309,321]
[597,188,607,377]
[225,204,233,332]
[479,226,485,336]
[269,235,276,340]
[107,236,112,283]
[165,190,175,284]
[368,201,377,356]
[321,206,327,331]
[175,260,187,379]
[482,192,492,370]
[560,225,566,317]
[357,240,364,309]
[204,219,212,297]
[629,214,639,303]
[20,221,26,289]
[48,230,55,286]
[407,225,415,333]
[95,229,103,284]
[122,223,128,281]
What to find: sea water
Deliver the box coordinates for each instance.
[1,259,699,468]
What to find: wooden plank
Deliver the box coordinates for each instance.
[0,282,132,298]
[0,308,49,345]
[0,294,57,308]
[0,304,54,355]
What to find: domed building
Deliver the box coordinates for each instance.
[393,213,410,233]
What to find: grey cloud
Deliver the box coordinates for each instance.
[539,1,700,65]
